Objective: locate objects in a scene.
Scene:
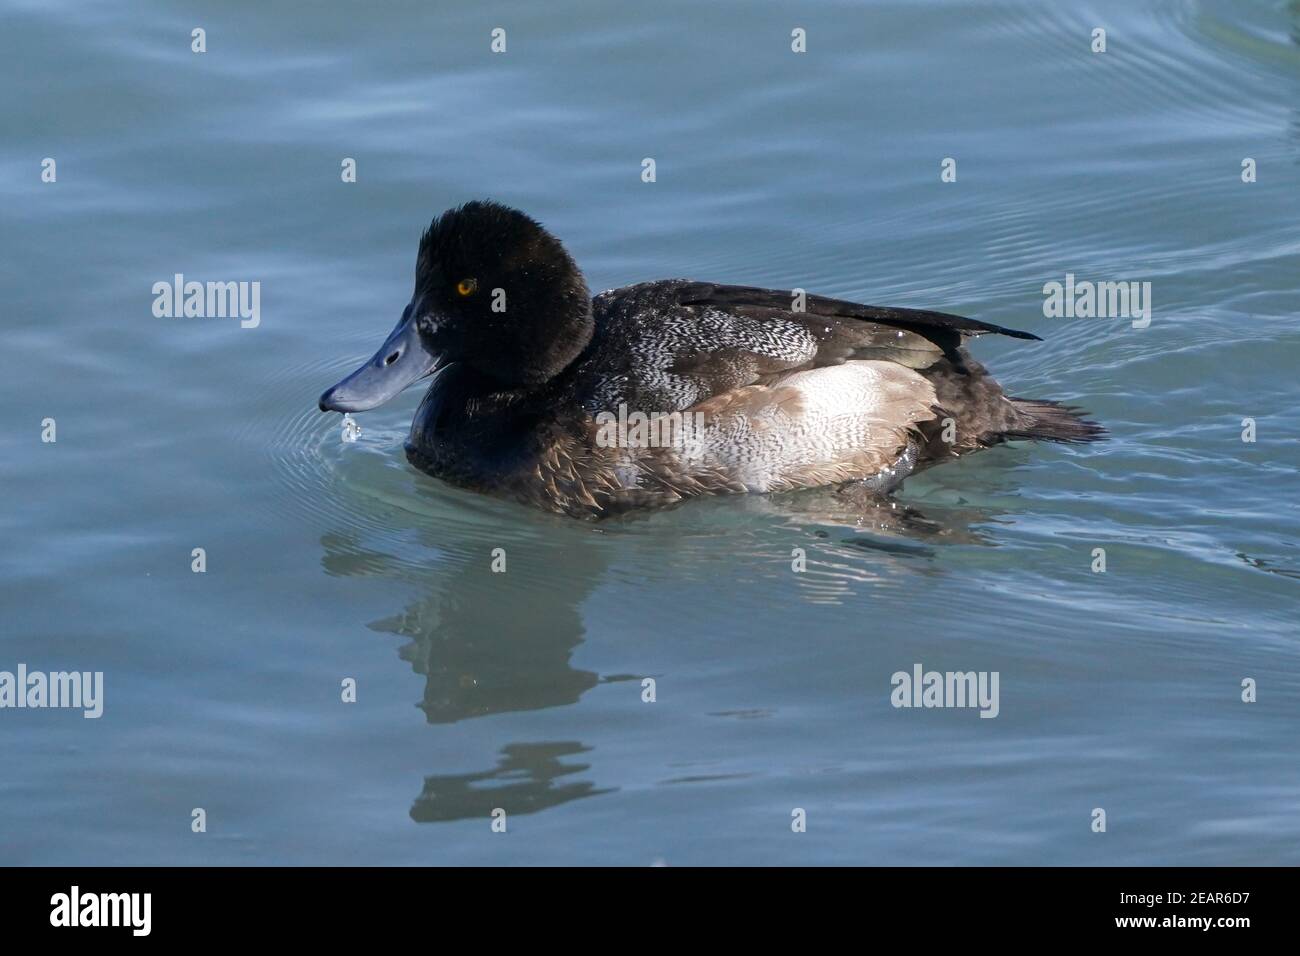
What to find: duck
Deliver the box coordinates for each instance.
[319,200,1103,519]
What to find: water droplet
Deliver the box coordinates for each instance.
[341,414,361,443]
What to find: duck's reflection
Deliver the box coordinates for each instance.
[321,515,608,822]
[371,549,600,725]
[782,482,1000,550]
[410,741,613,823]
[319,464,1007,823]
[322,522,603,724]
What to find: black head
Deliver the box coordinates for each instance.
[320,201,592,413]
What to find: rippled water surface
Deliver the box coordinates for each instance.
[3,0,1299,864]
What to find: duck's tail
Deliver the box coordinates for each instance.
[1003,397,1106,443]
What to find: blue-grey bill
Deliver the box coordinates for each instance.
[319,314,442,413]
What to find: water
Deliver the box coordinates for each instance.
[2,0,1298,865]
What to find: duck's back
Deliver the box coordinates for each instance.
[547,281,1050,503]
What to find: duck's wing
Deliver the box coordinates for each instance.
[675,280,1039,350]
[581,279,1037,413]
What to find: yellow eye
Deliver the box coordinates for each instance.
[456,278,478,296]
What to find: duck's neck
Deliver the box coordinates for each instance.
[412,363,541,436]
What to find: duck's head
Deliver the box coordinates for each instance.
[319,200,592,413]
